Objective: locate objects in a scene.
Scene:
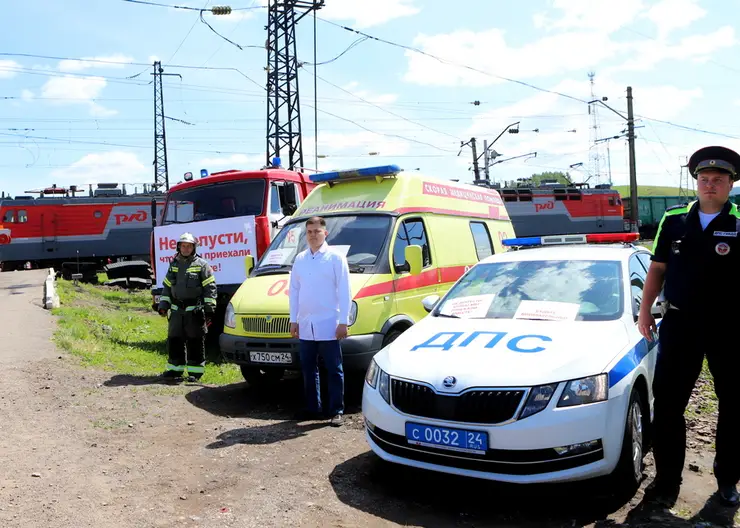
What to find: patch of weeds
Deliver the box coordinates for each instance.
[91,418,130,430]
[52,279,241,386]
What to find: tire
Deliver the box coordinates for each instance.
[382,328,405,348]
[104,260,152,280]
[612,389,646,493]
[240,365,285,388]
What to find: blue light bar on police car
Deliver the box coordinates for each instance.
[309,164,402,184]
[501,233,639,247]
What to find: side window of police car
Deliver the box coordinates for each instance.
[393,218,431,271]
[629,254,648,319]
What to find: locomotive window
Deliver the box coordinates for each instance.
[3,210,14,223]
[17,210,27,223]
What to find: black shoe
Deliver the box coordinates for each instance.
[329,414,344,427]
[160,371,183,382]
[184,375,202,383]
[644,477,681,505]
[718,484,739,507]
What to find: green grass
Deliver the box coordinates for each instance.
[613,185,695,197]
[52,279,242,385]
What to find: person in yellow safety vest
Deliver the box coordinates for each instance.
[157,232,217,382]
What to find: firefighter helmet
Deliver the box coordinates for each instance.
[177,232,198,252]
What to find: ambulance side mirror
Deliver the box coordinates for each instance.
[405,245,423,276]
[245,255,255,277]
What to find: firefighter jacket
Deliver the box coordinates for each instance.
[158,253,217,313]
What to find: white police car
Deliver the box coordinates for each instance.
[362,233,662,488]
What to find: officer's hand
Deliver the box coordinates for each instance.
[158,309,167,317]
[637,311,657,341]
[290,323,299,339]
[336,324,348,340]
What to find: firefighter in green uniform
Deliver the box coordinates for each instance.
[157,233,218,381]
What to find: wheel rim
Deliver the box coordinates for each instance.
[630,400,643,479]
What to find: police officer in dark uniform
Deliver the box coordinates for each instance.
[638,146,740,506]
[157,233,218,382]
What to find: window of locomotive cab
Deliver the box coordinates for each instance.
[17,210,27,223]
[3,210,15,223]
[162,179,266,224]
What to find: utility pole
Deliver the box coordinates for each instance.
[152,62,181,192]
[483,140,489,181]
[471,138,480,181]
[265,0,324,171]
[627,86,638,231]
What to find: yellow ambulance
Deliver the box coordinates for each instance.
[219,165,516,386]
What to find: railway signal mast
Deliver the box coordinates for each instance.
[265,0,325,171]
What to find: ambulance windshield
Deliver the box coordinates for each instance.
[162,179,266,224]
[435,260,624,322]
[256,215,392,273]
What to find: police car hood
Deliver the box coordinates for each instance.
[378,316,630,388]
[231,272,373,314]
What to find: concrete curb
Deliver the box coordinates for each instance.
[43,268,60,310]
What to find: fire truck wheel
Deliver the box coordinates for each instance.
[240,366,285,388]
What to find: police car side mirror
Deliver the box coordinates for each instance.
[244,255,255,277]
[422,295,440,313]
[650,300,663,319]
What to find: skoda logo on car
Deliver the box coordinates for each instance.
[442,376,457,388]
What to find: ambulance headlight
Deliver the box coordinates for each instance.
[348,301,358,326]
[224,302,236,329]
[557,374,608,407]
[520,383,558,419]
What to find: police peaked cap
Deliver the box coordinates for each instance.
[688,146,740,181]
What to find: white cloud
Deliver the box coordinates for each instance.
[403,29,626,87]
[20,89,34,101]
[148,55,161,63]
[57,54,134,72]
[643,0,706,38]
[321,0,420,28]
[39,75,116,117]
[50,152,148,185]
[199,154,251,167]
[315,131,411,157]
[339,81,398,104]
[534,0,645,34]
[0,59,20,79]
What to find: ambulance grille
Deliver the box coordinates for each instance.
[241,315,291,335]
[390,379,525,425]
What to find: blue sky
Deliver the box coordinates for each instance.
[1,0,738,198]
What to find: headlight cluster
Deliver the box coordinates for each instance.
[519,374,608,419]
[365,359,390,403]
[224,302,236,329]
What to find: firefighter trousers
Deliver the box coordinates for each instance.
[652,309,740,487]
[165,306,207,378]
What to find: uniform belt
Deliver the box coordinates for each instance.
[172,299,199,309]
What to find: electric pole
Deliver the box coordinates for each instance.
[152,62,181,192]
[627,86,638,231]
[265,0,324,171]
[470,138,480,181]
[483,139,489,181]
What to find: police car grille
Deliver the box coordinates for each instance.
[391,379,525,424]
[241,316,291,335]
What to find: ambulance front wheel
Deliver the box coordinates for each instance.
[241,365,285,388]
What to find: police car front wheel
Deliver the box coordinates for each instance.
[612,389,647,492]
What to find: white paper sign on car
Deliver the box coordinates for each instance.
[514,300,580,321]
[153,216,258,289]
[439,294,495,318]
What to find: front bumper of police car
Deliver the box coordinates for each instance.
[362,360,627,484]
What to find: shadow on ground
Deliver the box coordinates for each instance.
[328,453,739,527]
[103,374,209,387]
[205,421,330,448]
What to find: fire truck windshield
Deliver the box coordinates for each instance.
[162,179,266,224]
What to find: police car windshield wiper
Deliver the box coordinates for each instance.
[434,312,459,318]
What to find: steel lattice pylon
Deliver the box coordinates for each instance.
[153,61,169,192]
[266,0,324,171]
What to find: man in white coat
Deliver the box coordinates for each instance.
[289,216,352,426]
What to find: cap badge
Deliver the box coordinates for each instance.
[715,242,730,256]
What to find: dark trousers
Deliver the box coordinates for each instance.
[166,336,206,378]
[299,339,344,416]
[653,309,740,486]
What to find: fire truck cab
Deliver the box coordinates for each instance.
[149,162,317,332]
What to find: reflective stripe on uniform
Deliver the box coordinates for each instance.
[187,266,202,273]
[159,295,171,303]
[187,364,205,374]
[731,202,740,220]
[170,266,179,272]
[654,200,694,248]
[166,363,185,372]
[185,305,197,311]
[163,277,172,287]
[204,297,217,305]
[202,276,215,286]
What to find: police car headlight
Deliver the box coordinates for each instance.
[365,359,379,388]
[520,383,558,419]
[557,374,608,408]
[348,301,358,326]
[224,302,236,329]
[365,359,390,403]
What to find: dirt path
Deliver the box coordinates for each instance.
[0,272,738,527]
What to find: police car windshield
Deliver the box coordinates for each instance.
[435,259,624,322]
[256,215,392,273]
[162,179,266,224]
